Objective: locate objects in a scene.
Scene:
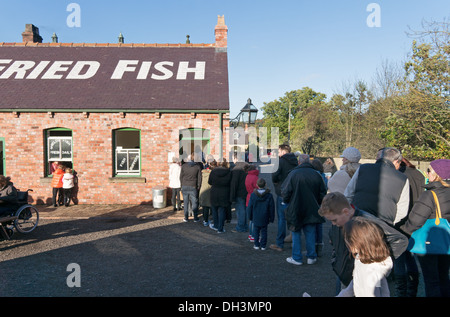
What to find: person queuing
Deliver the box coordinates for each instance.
[230,153,249,233]
[345,147,409,226]
[282,154,327,266]
[400,159,450,297]
[270,144,298,251]
[327,147,361,194]
[180,153,202,222]
[318,192,408,295]
[208,159,232,233]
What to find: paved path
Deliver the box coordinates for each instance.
[0,164,425,298]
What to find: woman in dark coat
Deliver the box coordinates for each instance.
[208,160,232,233]
[400,159,450,297]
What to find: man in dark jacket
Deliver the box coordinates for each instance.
[318,192,409,292]
[180,154,202,222]
[345,147,409,226]
[282,154,327,265]
[270,144,298,251]
[230,152,249,232]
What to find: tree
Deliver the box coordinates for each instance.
[261,87,326,147]
[261,87,344,155]
[381,19,450,160]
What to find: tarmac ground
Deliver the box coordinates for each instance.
[0,167,425,301]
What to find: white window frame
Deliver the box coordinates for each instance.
[47,136,73,162]
[115,148,140,176]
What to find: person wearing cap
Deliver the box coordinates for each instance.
[344,147,410,226]
[327,147,361,194]
[400,159,450,297]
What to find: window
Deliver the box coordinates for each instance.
[45,128,73,176]
[113,128,141,176]
[179,128,210,162]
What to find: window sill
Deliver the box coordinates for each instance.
[39,177,52,184]
[108,177,146,183]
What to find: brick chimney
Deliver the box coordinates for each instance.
[22,24,43,43]
[215,15,228,49]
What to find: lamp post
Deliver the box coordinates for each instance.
[230,98,258,128]
[229,99,259,162]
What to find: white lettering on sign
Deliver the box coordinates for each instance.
[0,59,12,72]
[177,61,206,80]
[0,60,35,79]
[110,60,139,79]
[41,61,73,79]
[0,59,206,80]
[66,61,100,79]
[27,61,51,79]
[151,61,173,80]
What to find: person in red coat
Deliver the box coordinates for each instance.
[245,164,259,241]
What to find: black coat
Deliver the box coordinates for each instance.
[208,167,232,208]
[230,162,248,201]
[272,152,298,196]
[281,162,327,231]
[400,181,450,236]
[400,165,426,212]
[180,161,202,190]
[247,188,275,227]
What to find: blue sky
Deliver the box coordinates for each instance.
[0,1,448,118]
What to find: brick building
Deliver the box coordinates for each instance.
[0,16,230,205]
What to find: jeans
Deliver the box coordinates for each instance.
[253,225,268,248]
[63,188,72,206]
[394,251,419,276]
[202,206,211,223]
[275,196,287,248]
[291,224,317,262]
[52,187,63,206]
[211,205,226,232]
[171,187,181,209]
[315,223,323,244]
[234,196,248,232]
[181,186,199,220]
[417,254,450,297]
[246,205,254,237]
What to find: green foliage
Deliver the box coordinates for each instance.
[259,19,449,160]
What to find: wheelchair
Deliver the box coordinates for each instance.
[0,189,39,240]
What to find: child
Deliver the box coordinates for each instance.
[338,217,393,297]
[62,167,75,207]
[246,178,275,250]
[51,164,64,207]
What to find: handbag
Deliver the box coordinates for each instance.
[407,190,450,255]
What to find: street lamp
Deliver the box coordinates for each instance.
[230,98,259,128]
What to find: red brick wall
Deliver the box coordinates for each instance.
[0,111,228,204]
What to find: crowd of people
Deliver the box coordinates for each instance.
[1,144,448,297]
[168,146,450,297]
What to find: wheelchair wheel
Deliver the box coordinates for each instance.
[14,205,39,234]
